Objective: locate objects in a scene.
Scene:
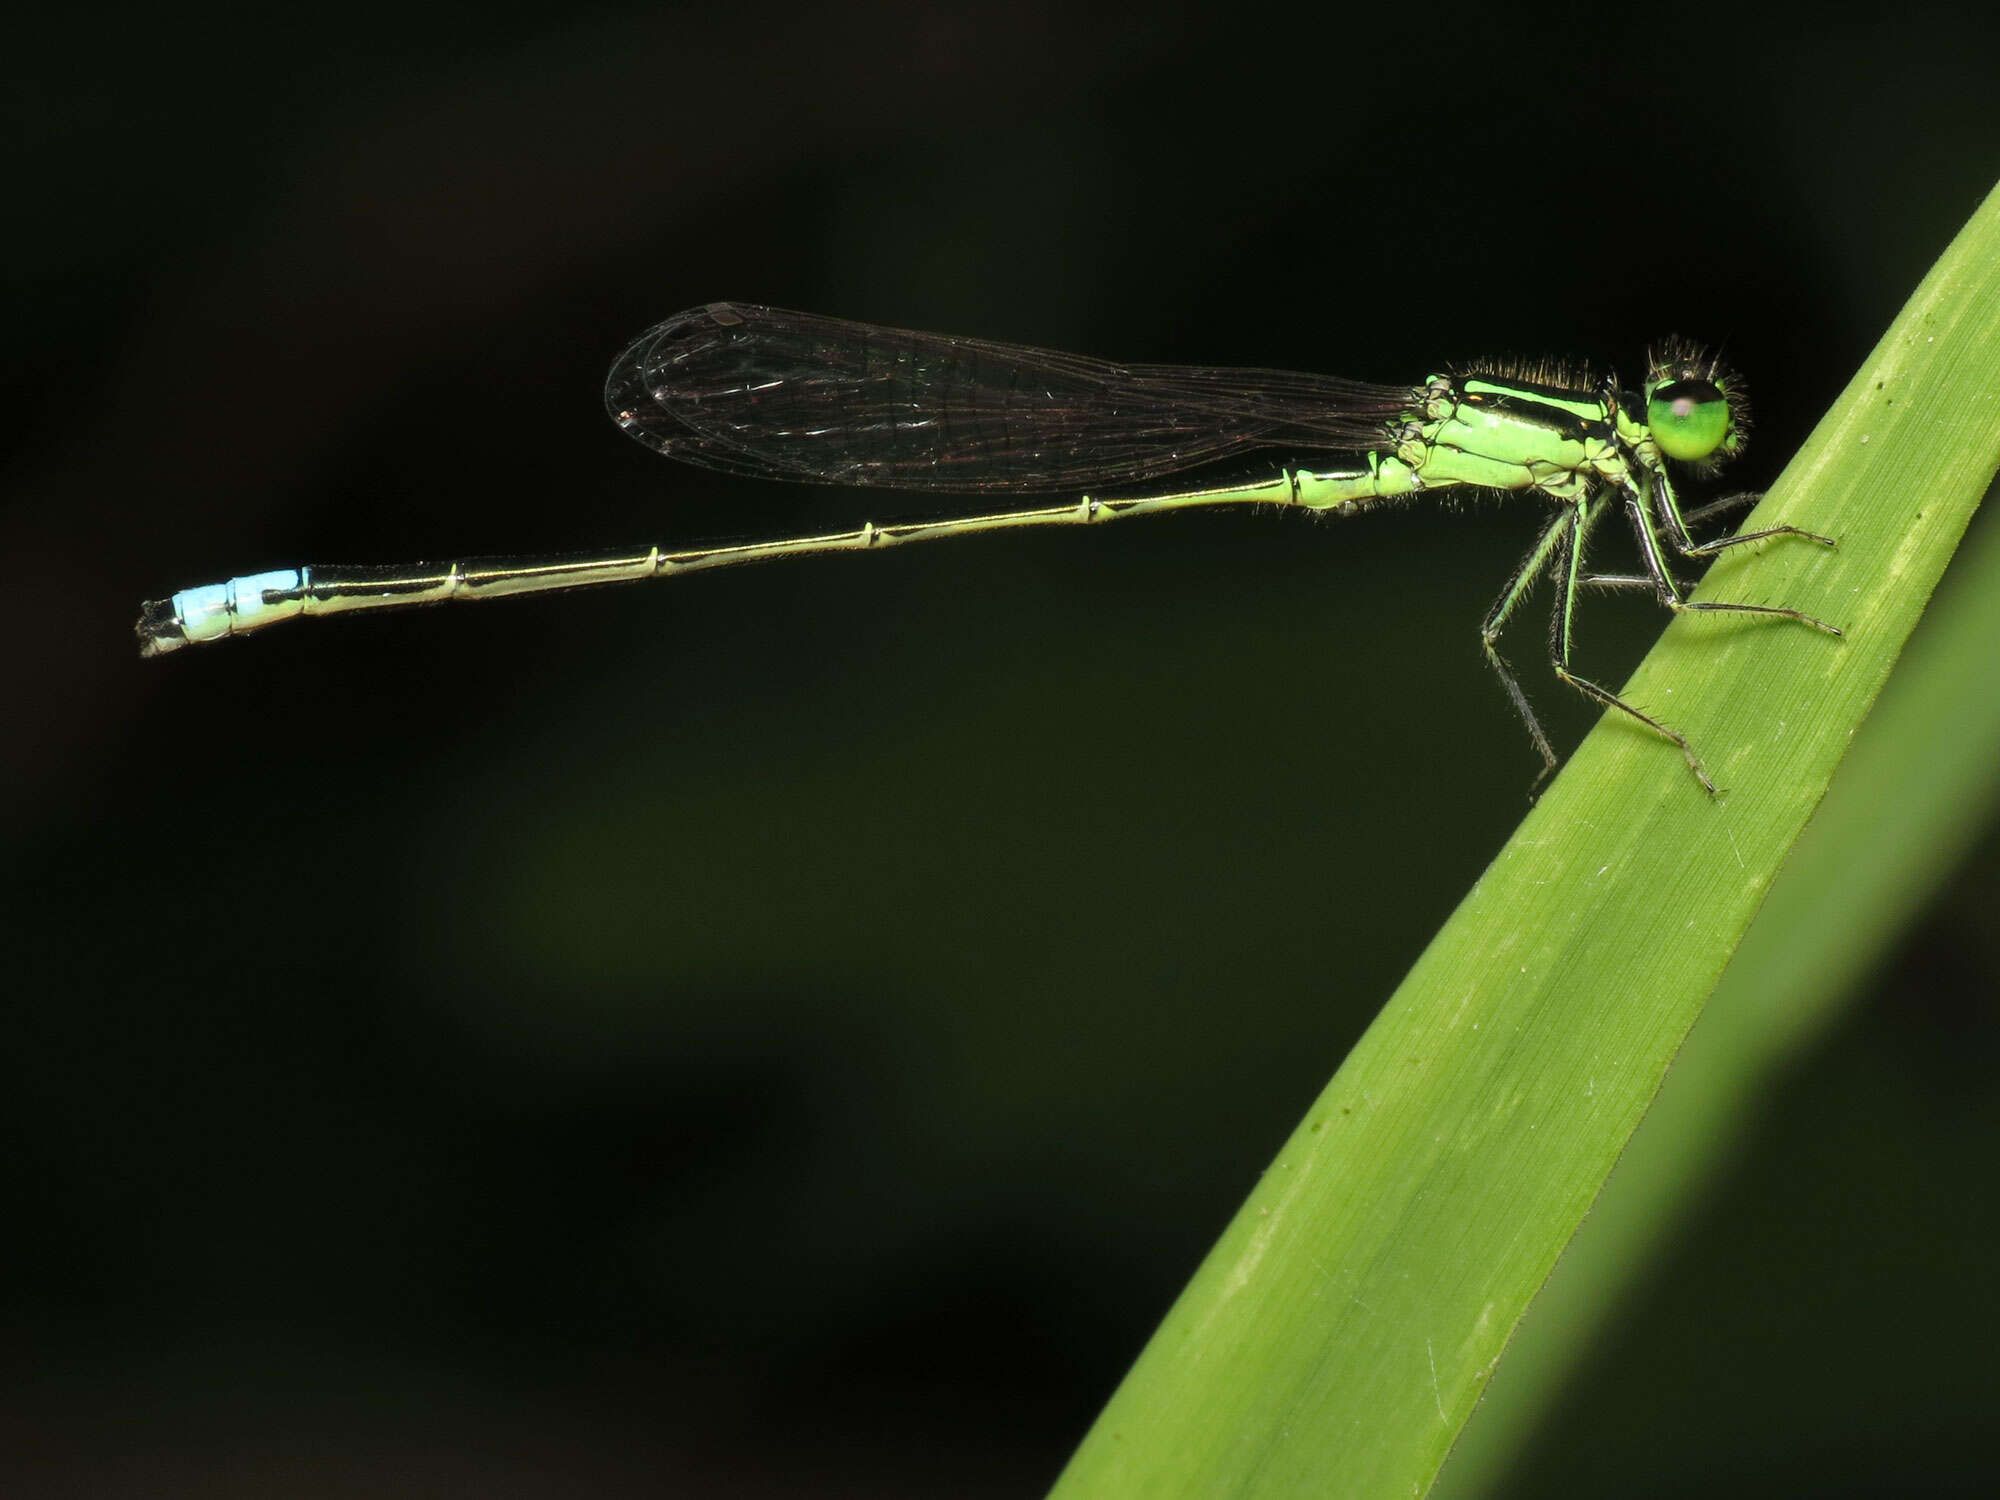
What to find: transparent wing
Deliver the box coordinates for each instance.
[604,302,1417,494]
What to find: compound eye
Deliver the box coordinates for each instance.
[1648,378,1732,462]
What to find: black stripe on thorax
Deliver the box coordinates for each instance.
[1450,378,1613,446]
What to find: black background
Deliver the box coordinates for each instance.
[10,3,2000,1494]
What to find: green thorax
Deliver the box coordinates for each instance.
[1399,368,1628,500]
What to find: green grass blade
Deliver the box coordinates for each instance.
[1048,179,2000,1500]
[1430,482,2000,1500]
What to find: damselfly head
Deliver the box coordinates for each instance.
[1644,337,1750,470]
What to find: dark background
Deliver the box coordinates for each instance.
[9,3,1999,1494]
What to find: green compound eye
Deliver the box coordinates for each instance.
[1648,378,1733,461]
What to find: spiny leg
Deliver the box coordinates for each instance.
[1679,490,1762,529]
[1480,504,1574,793]
[1580,573,1670,591]
[1545,490,1720,794]
[1625,480,1843,638]
[1483,491,1648,796]
[1650,463,1835,556]
[1581,486,1767,592]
